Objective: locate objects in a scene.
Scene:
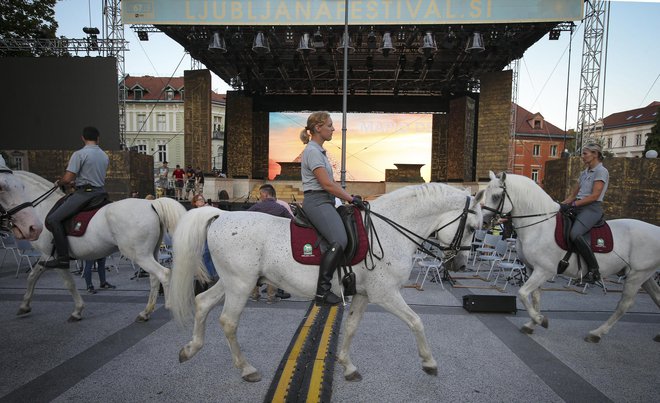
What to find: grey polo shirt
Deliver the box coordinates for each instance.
[577,162,609,202]
[301,141,333,192]
[66,144,109,188]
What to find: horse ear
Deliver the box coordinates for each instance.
[501,171,507,182]
[474,189,485,204]
[489,171,497,181]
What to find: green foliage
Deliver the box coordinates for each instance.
[0,0,58,57]
[644,106,660,153]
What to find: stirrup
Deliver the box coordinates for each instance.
[315,292,341,306]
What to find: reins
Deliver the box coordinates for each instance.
[0,168,58,230]
[360,196,475,270]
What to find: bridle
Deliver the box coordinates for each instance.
[361,196,477,269]
[0,168,58,231]
[481,175,557,230]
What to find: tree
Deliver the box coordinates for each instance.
[644,106,660,154]
[0,0,58,57]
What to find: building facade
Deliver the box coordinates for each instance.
[599,101,659,157]
[510,104,568,186]
[121,76,226,174]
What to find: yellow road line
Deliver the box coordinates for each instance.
[272,305,320,402]
[306,305,338,403]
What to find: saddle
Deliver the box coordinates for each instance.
[290,205,368,266]
[45,193,112,237]
[554,212,613,274]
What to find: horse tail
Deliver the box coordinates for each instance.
[168,206,222,325]
[151,197,188,235]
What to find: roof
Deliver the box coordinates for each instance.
[602,101,659,129]
[514,103,567,139]
[121,75,225,104]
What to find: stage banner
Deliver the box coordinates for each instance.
[123,0,583,25]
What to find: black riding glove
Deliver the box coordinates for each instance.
[559,202,574,213]
[351,195,366,210]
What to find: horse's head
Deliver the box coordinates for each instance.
[0,169,43,240]
[434,193,483,271]
[476,171,512,226]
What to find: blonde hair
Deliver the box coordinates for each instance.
[299,111,331,144]
[144,194,155,200]
[191,194,206,206]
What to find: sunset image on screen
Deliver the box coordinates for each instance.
[269,112,432,182]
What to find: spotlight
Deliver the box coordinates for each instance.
[549,29,560,40]
[137,30,149,41]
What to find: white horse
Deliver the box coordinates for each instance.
[13,171,187,322]
[478,171,660,343]
[168,183,482,382]
[0,159,42,240]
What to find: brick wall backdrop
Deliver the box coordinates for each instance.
[252,111,270,180]
[430,113,448,181]
[184,70,212,172]
[545,157,660,225]
[476,71,512,181]
[225,92,253,178]
[444,97,476,181]
[26,150,153,200]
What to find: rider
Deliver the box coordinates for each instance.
[299,111,364,306]
[560,143,609,284]
[41,127,109,269]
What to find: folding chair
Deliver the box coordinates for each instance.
[472,233,502,266]
[415,254,445,291]
[475,238,508,279]
[1,231,20,268]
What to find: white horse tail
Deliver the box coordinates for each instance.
[150,197,188,235]
[168,206,222,325]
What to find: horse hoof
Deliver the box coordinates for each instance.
[345,371,362,382]
[520,326,534,335]
[178,349,190,363]
[242,372,261,383]
[654,334,660,343]
[135,314,149,323]
[67,315,82,323]
[540,317,549,329]
[423,366,438,376]
[584,334,601,343]
[16,307,31,316]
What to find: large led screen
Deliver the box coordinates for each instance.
[269,112,432,182]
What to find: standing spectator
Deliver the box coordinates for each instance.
[194,167,205,196]
[83,257,116,294]
[191,194,219,283]
[172,164,186,200]
[185,165,195,200]
[158,161,169,192]
[247,184,293,304]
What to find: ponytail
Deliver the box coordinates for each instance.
[299,127,310,144]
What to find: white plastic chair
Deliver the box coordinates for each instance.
[15,239,42,278]
[1,231,20,268]
[472,233,502,266]
[475,238,508,279]
[469,229,487,261]
[415,252,445,291]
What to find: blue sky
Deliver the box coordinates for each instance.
[55,0,660,131]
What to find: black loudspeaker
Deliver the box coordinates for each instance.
[462,295,517,314]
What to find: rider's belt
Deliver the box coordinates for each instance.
[76,185,102,192]
[304,190,325,194]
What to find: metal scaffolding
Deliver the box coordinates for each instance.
[575,0,608,151]
[103,0,127,149]
[507,58,520,173]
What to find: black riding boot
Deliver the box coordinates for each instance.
[40,222,70,269]
[573,236,600,284]
[315,242,343,306]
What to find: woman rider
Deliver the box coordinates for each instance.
[300,111,363,306]
[560,143,609,284]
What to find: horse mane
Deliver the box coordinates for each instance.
[504,174,557,212]
[375,182,469,210]
[14,170,55,191]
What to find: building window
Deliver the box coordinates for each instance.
[607,137,612,149]
[532,144,541,156]
[180,89,184,100]
[635,133,642,146]
[531,169,539,183]
[550,145,557,157]
[213,116,223,132]
[136,113,147,131]
[533,120,541,129]
[621,136,627,147]
[166,89,174,100]
[134,140,148,155]
[157,113,166,131]
[13,156,24,170]
[134,89,143,100]
[156,142,167,163]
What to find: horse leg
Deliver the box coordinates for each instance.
[337,294,369,381]
[639,279,660,342]
[586,272,654,343]
[135,274,161,322]
[518,270,551,334]
[376,291,437,376]
[17,263,46,315]
[218,287,261,382]
[55,268,85,322]
[179,281,226,362]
